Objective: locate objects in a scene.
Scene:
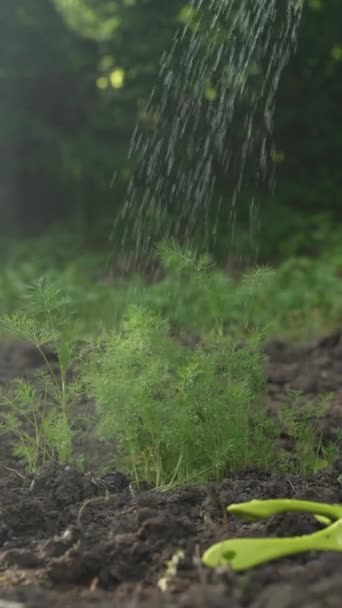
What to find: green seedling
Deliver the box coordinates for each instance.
[0,279,83,471]
[227,498,342,525]
[85,305,276,487]
[203,499,342,571]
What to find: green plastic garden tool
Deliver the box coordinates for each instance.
[227,498,342,526]
[202,499,342,571]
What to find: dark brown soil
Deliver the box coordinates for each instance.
[0,332,341,608]
[266,329,342,438]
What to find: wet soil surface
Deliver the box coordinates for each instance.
[0,331,341,607]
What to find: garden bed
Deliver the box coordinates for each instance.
[0,331,341,608]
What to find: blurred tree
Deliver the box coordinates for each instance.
[0,0,341,257]
[275,0,342,216]
[0,0,98,233]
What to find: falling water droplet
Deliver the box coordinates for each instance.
[113,0,304,272]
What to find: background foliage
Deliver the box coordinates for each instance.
[0,0,341,258]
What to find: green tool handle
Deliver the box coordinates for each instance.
[203,519,342,571]
[228,499,342,523]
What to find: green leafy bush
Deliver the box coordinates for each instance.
[85,304,276,487]
[1,233,341,341]
[0,253,339,481]
[140,243,277,336]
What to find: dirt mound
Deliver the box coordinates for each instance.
[266,329,342,437]
[0,465,341,607]
[266,329,342,395]
[0,331,341,607]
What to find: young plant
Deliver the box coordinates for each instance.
[0,279,82,471]
[85,300,277,488]
[145,240,276,337]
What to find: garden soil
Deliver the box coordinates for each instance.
[0,331,341,608]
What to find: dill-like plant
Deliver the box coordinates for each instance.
[0,279,82,471]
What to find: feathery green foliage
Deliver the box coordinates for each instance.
[0,241,340,479]
[85,303,276,487]
[0,279,82,471]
